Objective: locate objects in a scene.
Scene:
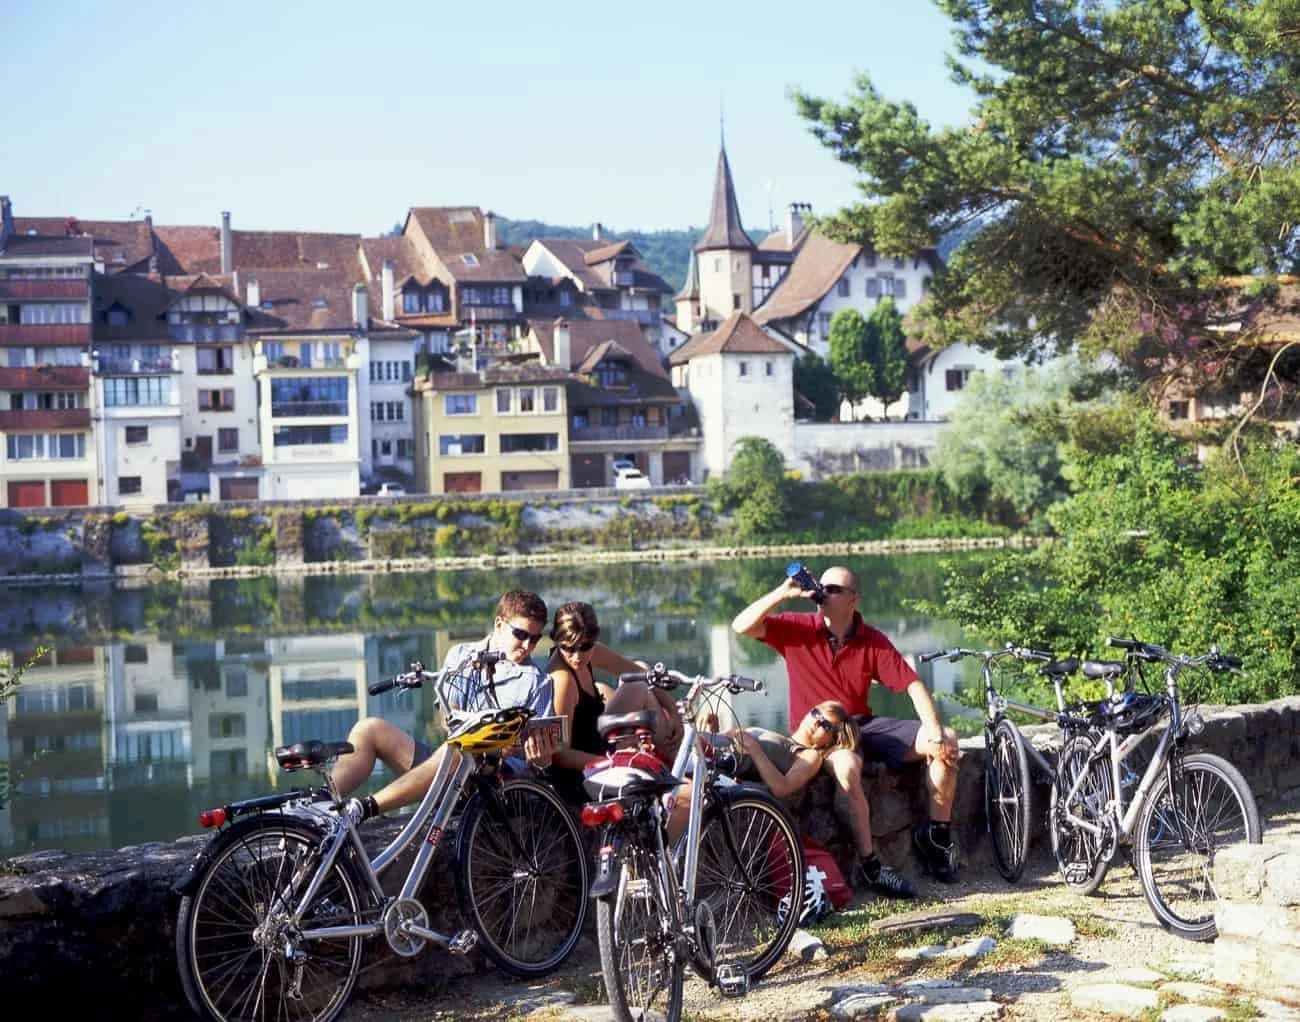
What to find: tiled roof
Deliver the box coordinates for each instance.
[531,238,672,295]
[668,312,793,365]
[92,273,172,340]
[152,226,363,276]
[243,269,363,332]
[758,227,809,253]
[407,207,527,283]
[695,145,754,253]
[583,240,632,265]
[676,252,700,300]
[12,217,153,271]
[528,317,667,379]
[152,226,220,275]
[0,233,95,258]
[752,231,861,325]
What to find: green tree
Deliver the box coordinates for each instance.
[863,298,909,415]
[793,351,839,421]
[792,0,1300,379]
[717,436,793,539]
[1,647,47,817]
[828,307,874,411]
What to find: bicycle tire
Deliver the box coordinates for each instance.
[691,787,803,984]
[176,814,365,1022]
[985,717,1032,882]
[596,842,684,1022]
[1133,751,1261,941]
[1049,732,1114,895]
[455,776,588,977]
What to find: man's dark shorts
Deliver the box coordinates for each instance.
[412,738,433,769]
[852,715,921,769]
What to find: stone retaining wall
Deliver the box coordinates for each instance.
[1,697,1295,1011]
[1213,838,1300,1002]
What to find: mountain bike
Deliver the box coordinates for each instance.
[1049,637,1261,941]
[919,644,1088,882]
[580,663,803,1022]
[173,650,588,1022]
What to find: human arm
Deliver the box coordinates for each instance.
[731,577,806,640]
[589,641,647,679]
[906,679,959,765]
[729,729,822,799]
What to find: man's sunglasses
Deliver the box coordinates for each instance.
[809,706,839,732]
[560,639,597,654]
[823,583,855,596]
[507,624,543,645]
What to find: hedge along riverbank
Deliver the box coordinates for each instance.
[0,471,1021,584]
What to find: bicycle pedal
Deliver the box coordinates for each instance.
[449,929,478,955]
[715,964,749,998]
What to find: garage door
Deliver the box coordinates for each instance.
[219,477,260,501]
[570,455,604,488]
[502,471,559,492]
[662,452,691,484]
[444,472,482,493]
[7,480,46,508]
[50,479,89,506]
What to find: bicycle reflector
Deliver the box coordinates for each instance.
[198,808,228,829]
[580,802,625,828]
[1183,711,1206,736]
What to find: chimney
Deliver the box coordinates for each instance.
[220,211,233,274]
[483,210,497,250]
[352,283,369,329]
[381,260,395,320]
[145,213,158,274]
[247,278,260,309]
[554,319,571,369]
[592,222,603,241]
[0,196,13,247]
[786,202,808,247]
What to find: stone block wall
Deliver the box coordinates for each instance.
[1213,839,1300,1002]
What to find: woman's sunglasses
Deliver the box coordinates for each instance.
[560,639,597,654]
[507,624,543,645]
[809,706,839,733]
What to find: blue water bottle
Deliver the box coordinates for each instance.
[785,562,826,604]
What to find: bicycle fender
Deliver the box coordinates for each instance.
[172,811,329,897]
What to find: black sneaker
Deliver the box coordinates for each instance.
[857,860,917,899]
[913,824,959,883]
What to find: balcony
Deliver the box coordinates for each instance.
[270,401,349,418]
[0,279,89,301]
[0,323,92,345]
[0,366,89,389]
[95,355,178,376]
[169,323,243,343]
[458,304,517,323]
[570,424,669,443]
[0,408,91,430]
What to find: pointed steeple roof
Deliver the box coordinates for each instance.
[695,145,754,253]
[676,252,700,300]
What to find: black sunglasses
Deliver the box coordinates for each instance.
[560,639,597,654]
[809,706,839,732]
[822,583,855,596]
[507,624,543,645]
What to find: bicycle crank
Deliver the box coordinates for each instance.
[382,897,430,957]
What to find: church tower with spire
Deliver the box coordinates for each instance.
[693,141,755,330]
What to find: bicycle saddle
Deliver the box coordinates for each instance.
[596,710,658,741]
[445,706,531,752]
[1082,660,1125,679]
[275,740,355,770]
[1040,658,1080,676]
[583,748,680,800]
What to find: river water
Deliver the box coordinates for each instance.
[0,552,985,856]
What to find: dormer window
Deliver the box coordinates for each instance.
[460,254,479,267]
[105,303,130,327]
[311,299,327,309]
[594,361,628,387]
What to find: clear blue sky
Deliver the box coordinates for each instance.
[2,0,975,237]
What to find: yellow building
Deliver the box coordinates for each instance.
[413,364,571,493]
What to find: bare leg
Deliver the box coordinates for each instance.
[908,726,960,823]
[824,748,874,856]
[369,744,462,815]
[333,717,418,796]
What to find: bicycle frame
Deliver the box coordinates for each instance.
[975,648,1074,780]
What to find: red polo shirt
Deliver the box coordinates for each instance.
[760,611,918,724]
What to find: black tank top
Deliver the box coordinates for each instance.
[570,672,606,756]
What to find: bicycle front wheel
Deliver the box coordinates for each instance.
[1133,751,1261,941]
[985,717,1032,882]
[176,815,365,1022]
[1049,732,1114,895]
[455,777,588,977]
[692,788,803,984]
[597,842,684,1022]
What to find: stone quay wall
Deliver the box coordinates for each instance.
[1213,838,1300,1002]
[0,698,1296,1012]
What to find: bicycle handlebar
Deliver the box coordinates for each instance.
[618,662,764,695]
[1107,637,1241,671]
[367,651,507,696]
[918,645,1053,664]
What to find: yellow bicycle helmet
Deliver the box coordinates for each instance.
[445,706,532,752]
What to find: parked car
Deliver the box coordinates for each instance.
[377,483,407,497]
[613,469,651,490]
[611,458,637,475]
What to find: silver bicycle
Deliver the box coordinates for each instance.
[173,650,588,1022]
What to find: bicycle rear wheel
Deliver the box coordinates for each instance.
[1134,751,1261,941]
[176,815,364,1022]
[985,717,1032,882]
[597,842,684,1022]
[1049,732,1114,895]
[455,777,588,977]
[691,788,803,984]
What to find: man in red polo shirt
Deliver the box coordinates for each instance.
[733,564,960,893]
